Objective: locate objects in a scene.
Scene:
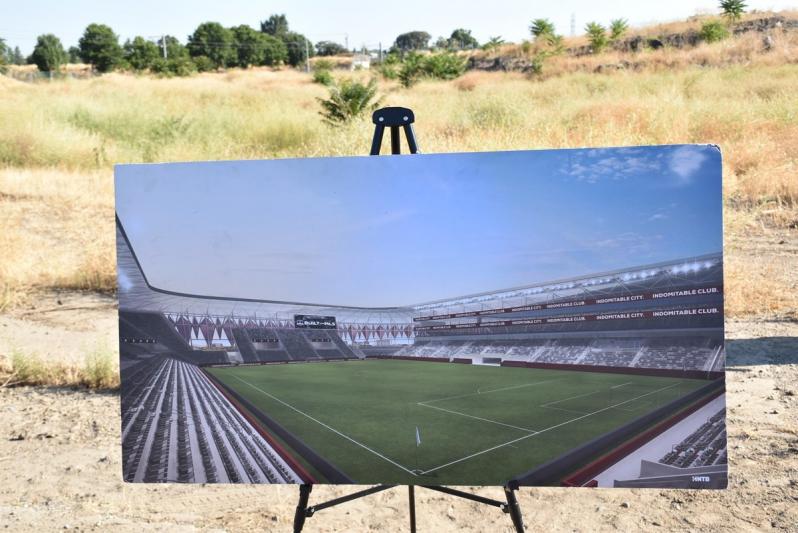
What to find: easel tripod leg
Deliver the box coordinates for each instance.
[408,485,416,533]
[293,484,312,533]
[503,485,525,532]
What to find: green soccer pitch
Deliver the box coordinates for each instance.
[206,359,709,485]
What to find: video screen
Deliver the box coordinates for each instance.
[115,146,726,488]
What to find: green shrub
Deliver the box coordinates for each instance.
[167,56,196,77]
[396,51,467,87]
[318,78,382,125]
[529,54,545,75]
[192,55,215,72]
[313,68,333,85]
[314,58,335,71]
[398,52,424,88]
[422,52,467,80]
[700,21,730,43]
[377,53,401,80]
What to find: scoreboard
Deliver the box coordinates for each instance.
[294,314,337,329]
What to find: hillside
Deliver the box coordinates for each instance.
[469,11,798,75]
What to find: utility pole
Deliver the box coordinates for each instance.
[378,42,382,63]
[345,33,349,50]
[570,13,576,37]
[305,38,310,72]
[161,35,167,59]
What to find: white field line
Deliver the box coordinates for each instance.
[611,381,634,390]
[539,389,600,408]
[420,381,683,475]
[231,375,417,477]
[418,402,538,432]
[539,404,590,416]
[423,378,561,406]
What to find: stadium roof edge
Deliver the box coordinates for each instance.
[410,252,723,308]
[116,215,414,312]
[117,215,721,313]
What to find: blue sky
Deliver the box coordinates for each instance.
[115,145,723,307]
[2,0,795,54]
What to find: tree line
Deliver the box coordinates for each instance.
[0,15,320,75]
[0,1,748,76]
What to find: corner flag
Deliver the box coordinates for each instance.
[415,426,421,447]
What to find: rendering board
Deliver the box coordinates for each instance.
[115,145,726,488]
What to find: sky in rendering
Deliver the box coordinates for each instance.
[115,145,723,307]
[2,0,795,54]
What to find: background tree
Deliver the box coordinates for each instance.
[585,22,609,53]
[720,0,747,22]
[67,46,81,63]
[260,34,288,65]
[529,19,556,40]
[231,25,268,67]
[609,19,629,42]
[481,36,505,52]
[10,46,25,65]
[123,36,160,71]
[529,18,564,55]
[315,40,348,56]
[393,31,431,54]
[260,14,289,37]
[281,31,313,67]
[155,35,190,60]
[187,22,235,69]
[0,37,7,65]
[78,23,123,72]
[147,35,197,76]
[449,28,479,50]
[433,36,449,50]
[31,33,67,73]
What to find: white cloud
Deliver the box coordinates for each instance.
[565,148,663,184]
[668,146,707,185]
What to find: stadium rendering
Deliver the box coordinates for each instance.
[117,218,727,488]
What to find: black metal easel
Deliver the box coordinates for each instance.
[292,106,525,533]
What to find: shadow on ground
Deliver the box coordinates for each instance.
[726,336,798,366]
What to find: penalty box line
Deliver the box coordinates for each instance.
[419,378,562,406]
[418,402,539,433]
[415,378,563,434]
[420,381,684,476]
[231,375,418,477]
